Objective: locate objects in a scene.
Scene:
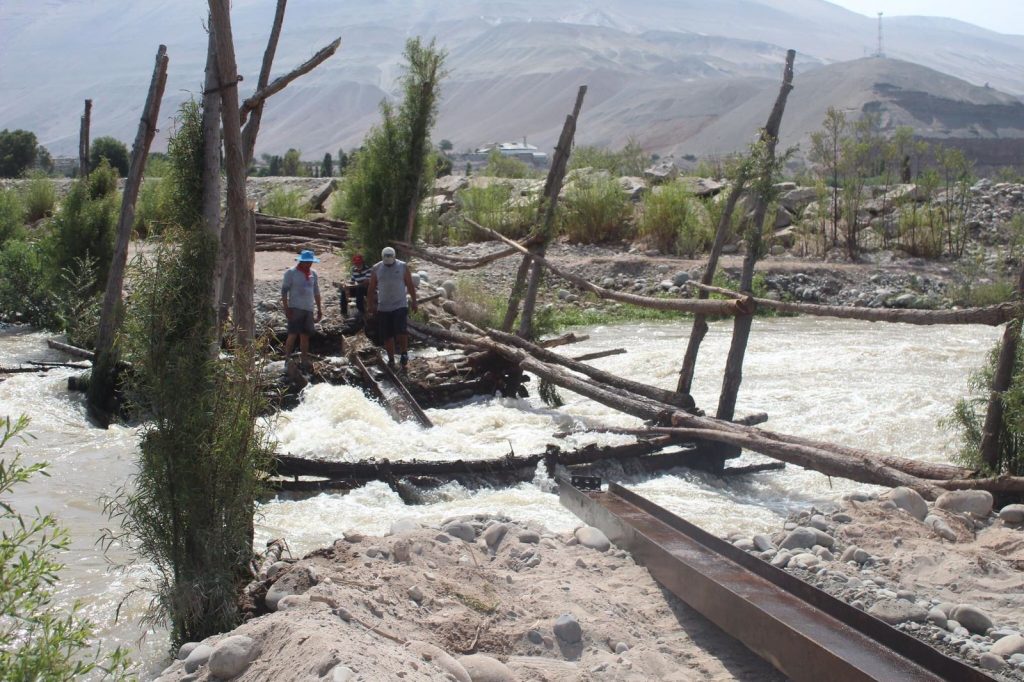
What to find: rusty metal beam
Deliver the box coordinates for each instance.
[559,479,991,682]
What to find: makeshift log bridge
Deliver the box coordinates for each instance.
[352,349,432,428]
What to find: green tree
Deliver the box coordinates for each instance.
[1,415,130,680]
[346,37,447,257]
[90,136,130,177]
[282,148,303,176]
[0,129,39,178]
[439,138,453,152]
[808,107,846,248]
[321,152,333,177]
[35,146,54,175]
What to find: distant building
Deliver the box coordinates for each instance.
[471,138,549,167]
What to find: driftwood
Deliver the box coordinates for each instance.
[307,179,337,213]
[394,237,540,272]
[79,99,92,178]
[92,45,169,416]
[572,348,626,362]
[539,332,589,348]
[718,49,796,423]
[238,38,342,126]
[241,0,287,167]
[721,462,787,476]
[519,85,588,339]
[467,218,745,317]
[47,339,95,360]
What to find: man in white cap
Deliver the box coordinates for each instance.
[281,249,323,369]
[367,246,418,368]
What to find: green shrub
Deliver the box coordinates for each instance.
[0,239,57,327]
[560,176,632,243]
[0,187,25,245]
[89,136,129,177]
[569,139,648,176]
[46,175,117,293]
[484,149,538,179]
[22,172,56,222]
[639,182,710,254]
[944,340,1024,476]
[262,187,308,219]
[0,415,130,680]
[448,276,508,329]
[457,184,536,241]
[133,177,171,237]
[87,159,119,200]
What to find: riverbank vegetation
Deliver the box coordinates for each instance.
[0,415,130,679]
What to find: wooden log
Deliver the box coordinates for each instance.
[721,462,787,476]
[238,38,342,126]
[519,85,588,340]
[393,238,539,271]
[48,339,96,360]
[718,49,796,423]
[307,179,337,212]
[79,99,92,178]
[935,476,1024,493]
[466,218,745,317]
[203,25,225,350]
[572,348,627,362]
[753,296,1019,326]
[539,332,589,348]
[733,412,769,426]
[90,45,169,424]
[241,0,286,167]
[487,328,695,411]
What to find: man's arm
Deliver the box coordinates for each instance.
[281,272,292,319]
[314,273,323,322]
[366,270,378,315]
[404,267,418,313]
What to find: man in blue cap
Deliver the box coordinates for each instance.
[281,249,323,369]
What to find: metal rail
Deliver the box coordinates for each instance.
[559,479,992,682]
[353,351,433,427]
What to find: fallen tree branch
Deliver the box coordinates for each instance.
[394,237,541,271]
[464,218,746,317]
[239,38,342,125]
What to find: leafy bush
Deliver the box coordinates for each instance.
[0,415,130,680]
[569,138,648,176]
[0,239,57,327]
[46,171,118,293]
[262,187,308,219]
[560,176,632,243]
[484,149,538,179]
[133,178,171,237]
[90,136,130,177]
[945,341,1024,476]
[0,187,25,245]
[22,172,56,222]
[639,182,710,254]
[87,158,119,200]
[448,276,508,329]
[457,184,536,241]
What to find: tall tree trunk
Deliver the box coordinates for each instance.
[717,49,796,422]
[202,27,224,350]
[209,0,253,342]
[79,99,92,178]
[88,46,169,425]
[515,85,587,340]
[979,259,1024,470]
[676,175,747,394]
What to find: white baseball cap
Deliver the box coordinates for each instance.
[382,247,396,261]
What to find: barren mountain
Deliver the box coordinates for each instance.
[1,0,1022,164]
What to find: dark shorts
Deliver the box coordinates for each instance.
[287,308,315,335]
[377,307,408,340]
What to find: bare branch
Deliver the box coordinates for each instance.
[239,37,341,126]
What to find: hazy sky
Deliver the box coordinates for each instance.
[830,1,1024,35]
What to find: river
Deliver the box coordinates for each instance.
[0,318,999,677]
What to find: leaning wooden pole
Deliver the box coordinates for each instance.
[676,170,748,394]
[202,26,225,349]
[518,85,587,340]
[78,99,92,178]
[978,260,1024,470]
[87,45,168,426]
[717,49,796,422]
[502,85,587,332]
[209,0,254,342]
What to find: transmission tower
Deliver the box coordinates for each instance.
[875,12,885,58]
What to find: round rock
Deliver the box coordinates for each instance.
[330,664,355,682]
[177,642,201,661]
[518,530,540,544]
[482,523,508,552]
[999,504,1024,524]
[886,487,928,521]
[389,517,421,535]
[457,654,515,682]
[935,490,994,518]
[574,526,611,552]
[208,635,258,679]
[265,565,317,611]
[443,522,477,542]
[993,635,1024,657]
[554,613,583,644]
[980,652,1007,671]
[183,644,214,673]
[950,605,994,635]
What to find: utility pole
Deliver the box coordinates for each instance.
[875,12,885,58]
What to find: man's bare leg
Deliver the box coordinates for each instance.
[300,334,310,368]
[384,337,396,365]
[284,333,297,364]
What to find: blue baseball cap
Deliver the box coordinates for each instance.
[296,249,320,263]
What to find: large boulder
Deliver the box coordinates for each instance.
[574,526,611,552]
[553,614,583,644]
[935,490,994,518]
[950,604,994,634]
[183,644,214,674]
[993,635,1024,657]
[779,187,819,212]
[868,599,929,625]
[886,487,928,521]
[208,635,258,679]
[1000,504,1024,524]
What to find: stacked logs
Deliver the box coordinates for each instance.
[254,212,349,252]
